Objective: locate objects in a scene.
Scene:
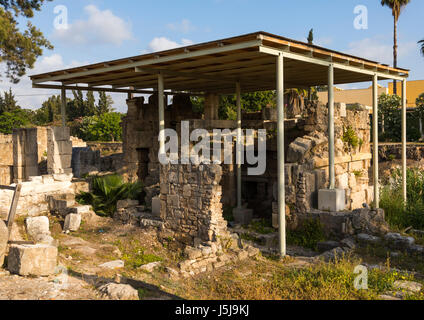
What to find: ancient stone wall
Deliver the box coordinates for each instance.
[13,127,48,182]
[284,102,373,213]
[0,173,75,218]
[0,134,13,185]
[47,127,72,175]
[159,163,230,246]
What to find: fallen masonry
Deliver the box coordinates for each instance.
[7,244,58,276]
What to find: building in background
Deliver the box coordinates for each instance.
[389,80,424,108]
[317,85,388,110]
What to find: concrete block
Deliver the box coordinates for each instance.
[233,207,253,225]
[152,197,161,217]
[318,189,346,212]
[7,244,58,276]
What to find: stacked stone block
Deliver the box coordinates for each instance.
[160,163,230,246]
[47,127,72,175]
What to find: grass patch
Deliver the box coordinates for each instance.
[114,239,162,270]
[178,256,422,300]
[248,219,274,235]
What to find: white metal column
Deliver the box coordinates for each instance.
[372,74,379,208]
[236,82,242,209]
[328,64,335,189]
[402,79,407,203]
[158,73,165,159]
[61,86,66,127]
[277,53,286,257]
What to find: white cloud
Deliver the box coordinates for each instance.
[148,37,194,52]
[346,37,416,64]
[167,19,195,33]
[53,5,133,46]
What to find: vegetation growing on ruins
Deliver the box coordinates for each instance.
[381,168,424,230]
[77,174,143,217]
[286,218,325,251]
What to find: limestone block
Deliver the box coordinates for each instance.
[0,220,8,267]
[117,199,139,210]
[336,173,349,189]
[98,283,139,300]
[48,127,70,142]
[64,214,81,232]
[350,191,366,210]
[287,138,313,163]
[7,244,57,276]
[25,216,50,239]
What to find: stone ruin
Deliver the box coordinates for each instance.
[0,93,389,278]
[114,94,389,274]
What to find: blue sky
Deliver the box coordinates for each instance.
[3,0,424,112]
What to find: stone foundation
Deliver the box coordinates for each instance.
[160,163,230,246]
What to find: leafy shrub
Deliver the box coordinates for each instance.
[73,112,123,142]
[287,218,325,251]
[381,168,424,230]
[342,126,360,149]
[76,174,143,217]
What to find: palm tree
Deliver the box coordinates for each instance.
[381,0,411,95]
[419,39,424,56]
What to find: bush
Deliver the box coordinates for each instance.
[76,174,143,217]
[380,168,424,230]
[287,218,325,251]
[74,112,123,142]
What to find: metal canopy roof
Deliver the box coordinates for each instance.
[30,31,409,94]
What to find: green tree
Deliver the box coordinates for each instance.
[86,91,96,116]
[378,93,402,141]
[0,0,53,83]
[34,95,61,125]
[76,112,123,142]
[307,29,314,45]
[419,39,424,57]
[381,0,411,95]
[96,92,114,115]
[0,88,20,114]
[0,109,33,134]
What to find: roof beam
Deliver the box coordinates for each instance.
[32,40,263,84]
[259,45,408,81]
[32,84,204,96]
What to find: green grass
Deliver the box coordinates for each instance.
[114,239,162,270]
[248,219,274,235]
[380,168,424,230]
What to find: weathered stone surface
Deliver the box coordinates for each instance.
[7,244,57,276]
[233,208,253,225]
[34,233,57,246]
[393,280,422,293]
[116,199,139,210]
[357,233,381,245]
[317,241,340,253]
[99,260,125,269]
[138,261,161,272]
[64,214,81,232]
[340,237,356,250]
[185,247,202,260]
[287,138,313,163]
[98,283,139,300]
[384,233,415,250]
[318,247,345,262]
[351,208,389,235]
[0,220,8,266]
[25,216,50,239]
